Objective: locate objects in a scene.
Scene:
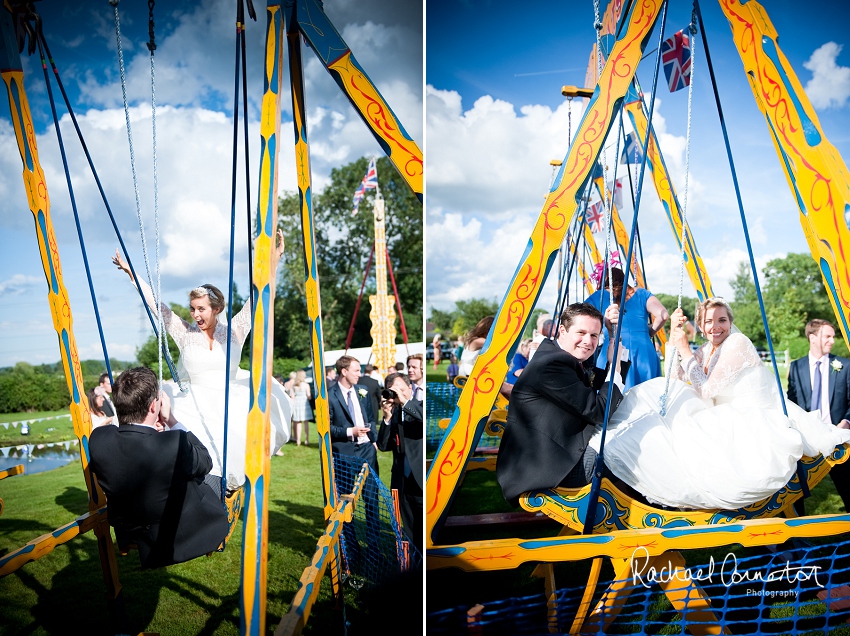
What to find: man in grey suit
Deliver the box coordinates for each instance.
[787,318,850,512]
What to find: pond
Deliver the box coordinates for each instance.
[0,440,81,476]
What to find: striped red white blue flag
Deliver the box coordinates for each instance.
[587,201,605,233]
[352,157,378,215]
[661,29,691,93]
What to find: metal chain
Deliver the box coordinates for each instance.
[150,28,163,389]
[111,0,182,390]
[660,13,698,416]
[111,1,154,320]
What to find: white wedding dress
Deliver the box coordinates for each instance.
[136,280,291,489]
[589,332,850,509]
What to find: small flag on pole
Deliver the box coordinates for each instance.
[610,178,623,208]
[352,157,379,215]
[587,201,605,233]
[661,29,692,93]
[620,132,643,165]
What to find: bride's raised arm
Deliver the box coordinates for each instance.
[111,249,190,346]
[680,332,761,399]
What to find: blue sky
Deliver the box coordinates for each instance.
[425,0,850,314]
[0,0,422,368]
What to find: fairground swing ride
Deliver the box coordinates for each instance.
[0,0,420,634]
[427,0,850,632]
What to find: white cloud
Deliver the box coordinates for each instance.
[426,209,561,311]
[0,0,422,369]
[0,275,42,296]
[640,243,785,301]
[426,86,581,217]
[804,42,850,109]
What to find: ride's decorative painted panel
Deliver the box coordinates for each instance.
[425,0,665,546]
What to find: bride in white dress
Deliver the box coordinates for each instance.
[589,297,850,510]
[112,234,291,491]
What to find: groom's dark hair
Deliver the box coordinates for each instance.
[112,367,158,425]
[560,303,604,331]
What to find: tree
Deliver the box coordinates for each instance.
[654,293,700,323]
[274,156,422,359]
[721,254,840,349]
[429,307,456,337]
[136,303,185,380]
[524,308,552,339]
[726,263,765,347]
[451,298,499,337]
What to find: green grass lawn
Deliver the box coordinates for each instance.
[0,422,398,635]
[0,410,73,447]
[426,360,450,384]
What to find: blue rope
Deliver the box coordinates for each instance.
[239,0,255,388]
[694,0,807,498]
[619,115,649,290]
[583,0,669,535]
[35,31,113,384]
[35,31,181,386]
[221,0,246,505]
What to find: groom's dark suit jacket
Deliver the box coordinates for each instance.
[787,352,850,511]
[497,338,622,506]
[328,381,379,475]
[89,424,228,569]
[787,353,850,425]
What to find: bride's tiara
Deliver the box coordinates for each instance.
[192,285,210,296]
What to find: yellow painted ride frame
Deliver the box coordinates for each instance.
[427,1,850,630]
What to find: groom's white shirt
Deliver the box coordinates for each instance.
[808,352,831,423]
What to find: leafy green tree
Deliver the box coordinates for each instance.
[726,263,765,347]
[654,293,701,325]
[523,308,552,339]
[274,156,422,359]
[429,307,456,337]
[762,253,833,337]
[451,298,498,337]
[136,302,189,380]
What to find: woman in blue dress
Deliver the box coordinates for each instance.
[586,267,668,390]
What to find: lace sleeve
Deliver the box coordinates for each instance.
[666,342,703,382]
[132,278,189,347]
[229,300,253,345]
[682,333,761,399]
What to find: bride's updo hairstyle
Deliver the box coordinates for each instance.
[189,284,226,315]
[696,297,734,333]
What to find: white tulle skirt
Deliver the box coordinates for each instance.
[588,370,850,509]
[164,369,291,490]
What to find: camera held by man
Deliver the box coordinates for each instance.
[377,372,423,552]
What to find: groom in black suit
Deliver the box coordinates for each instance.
[787,318,850,511]
[328,355,379,475]
[497,302,623,506]
[89,367,228,568]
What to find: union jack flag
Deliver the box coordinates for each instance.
[661,29,692,93]
[352,157,378,215]
[586,201,605,233]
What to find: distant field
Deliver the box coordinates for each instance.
[0,410,73,446]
